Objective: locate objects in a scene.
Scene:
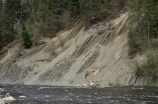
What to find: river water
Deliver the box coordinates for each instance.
[0,85,158,104]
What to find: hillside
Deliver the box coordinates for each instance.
[0,12,152,86]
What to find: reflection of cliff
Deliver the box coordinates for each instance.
[0,13,149,86]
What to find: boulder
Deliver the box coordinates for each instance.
[2,93,15,104]
[19,96,27,98]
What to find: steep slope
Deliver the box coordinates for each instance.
[0,13,150,86]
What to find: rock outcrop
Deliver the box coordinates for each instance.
[0,13,154,86]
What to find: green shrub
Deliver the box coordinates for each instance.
[136,51,158,80]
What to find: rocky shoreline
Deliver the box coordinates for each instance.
[0,88,15,104]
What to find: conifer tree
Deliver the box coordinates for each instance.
[79,0,107,24]
[47,0,61,20]
[0,0,3,49]
[0,0,2,32]
[36,0,61,24]
[67,0,79,17]
[15,0,21,20]
[0,0,22,46]
[3,0,15,43]
[127,0,158,54]
[21,23,32,48]
[22,0,31,21]
[33,0,39,17]
[36,0,48,22]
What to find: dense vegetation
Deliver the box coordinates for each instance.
[136,51,158,80]
[128,0,158,55]
[0,0,125,49]
[127,0,158,80]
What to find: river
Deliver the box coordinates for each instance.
[0,85,158,104]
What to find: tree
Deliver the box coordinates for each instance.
[21,23,32,48]
[0,0,3,49]
[21,0,32,21]
[47,0,61,22]
[79,0,107,25]
[33,0,39,17]
[139,0,158,49]
[36,0,48,22]
[35,0,62,35]
[36,0,62,23]
[3,0,15,43]
[2,0,21,44]
[127,0,158,54]
[67,0,80,17]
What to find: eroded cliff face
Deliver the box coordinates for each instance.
[0,13,150,86]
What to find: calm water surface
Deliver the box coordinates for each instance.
[0,85,158,104]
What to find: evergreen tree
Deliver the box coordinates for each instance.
[67,0,80,17]
[22,0,32,21]
[2,0,21,44]
[35,0,62,35]
[15,0,21,20]
[21,23,32,48]
[33,0,39,17]
[79,0,107,24]
[127,0,158,54]
[0,0,3,49]
[36,0,48,22]
[0,0,2,32]
[3,0,15,43]
[47,0,61,20]
[36,0,61,23]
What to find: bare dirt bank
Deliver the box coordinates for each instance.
[0,13,154,86]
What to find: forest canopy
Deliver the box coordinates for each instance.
[2,0,157,51]
[0,0,126,49]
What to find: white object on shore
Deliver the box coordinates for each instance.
[3,96,15,101]
[19,96,27,98]
[2,93,15,103]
